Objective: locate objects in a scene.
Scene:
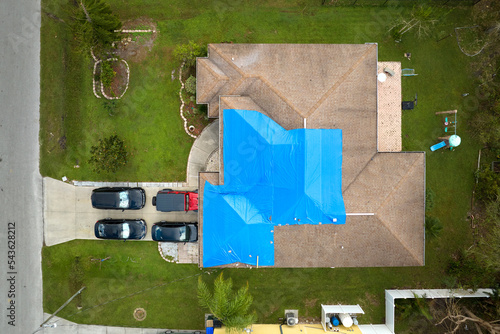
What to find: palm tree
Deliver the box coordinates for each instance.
[425,215,443,241]
[198,273,256,333]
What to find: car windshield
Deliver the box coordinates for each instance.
[119,191,130,209]
[179,225,188,241]
[98,224,106,237]
[120,223,130,239]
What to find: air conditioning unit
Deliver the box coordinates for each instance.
[285,310,298,326]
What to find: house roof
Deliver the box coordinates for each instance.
[196,44,425,268]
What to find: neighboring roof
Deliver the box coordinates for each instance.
[196,43,425,268]
[213,324,364,334]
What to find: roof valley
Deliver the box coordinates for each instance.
[342,152,378,195]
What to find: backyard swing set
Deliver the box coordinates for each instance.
[430,109,461,151]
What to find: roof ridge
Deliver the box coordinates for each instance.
[375,214,422,265]
[375,154,421,213]
[374,155,423,264]
[257,76,305,118]
[305,44,377,118]
[210,44,246,77]
[227,77,246,95]
[210,45,304,119]
[198,58,228,81]
[197,60,229,102]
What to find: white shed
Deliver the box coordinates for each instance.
[321,304,364,331]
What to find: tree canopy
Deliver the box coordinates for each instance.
[473,197,500,272]
[173,41,206,67]
[71,0,122,54]
[89,134,128,173]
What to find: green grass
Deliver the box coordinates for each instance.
[41,0,485,329]
[42,241,450,328]
[41,0,193,182]
[42,240,206,328]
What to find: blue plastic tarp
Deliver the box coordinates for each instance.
[203,109,345,267]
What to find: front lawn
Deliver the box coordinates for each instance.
[41,0,192,182]
[41,0,486,329]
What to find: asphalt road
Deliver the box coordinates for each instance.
[0,0,43,333]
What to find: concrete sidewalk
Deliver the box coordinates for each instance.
[43,178,198,246]
[40,313,202,334]
[186,121,219,186]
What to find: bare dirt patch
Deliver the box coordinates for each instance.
[115,17,157,63]
[305,298,318,309]
[364,292,380,307]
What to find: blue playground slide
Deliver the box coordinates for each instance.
[430,141,446,151]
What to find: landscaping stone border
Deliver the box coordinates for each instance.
[158,242,178,263]
[72,181,187,187]
[178,61,197,139]
[91,48,130,100]
[100,58,130,100]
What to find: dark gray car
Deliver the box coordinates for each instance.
[91,187,146,210]
[94,219,147,240]
[151,222,198,242]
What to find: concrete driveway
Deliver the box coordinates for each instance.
[43,177,198,246]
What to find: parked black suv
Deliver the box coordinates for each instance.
[94,219,147,240]
[151,222,198,242]
[91,187,146,210]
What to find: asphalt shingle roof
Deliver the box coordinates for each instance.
[197,43,425,268]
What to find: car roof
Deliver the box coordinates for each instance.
[155,192,185,211]
[95,219,146,239]
[152,222,197,241]
[92,191,121,207]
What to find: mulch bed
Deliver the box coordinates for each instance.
[102,60,128,98]
[183,101,212,137]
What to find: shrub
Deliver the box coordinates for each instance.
[100,60,116,89]
[89,134,128,173]
[397,295,433,321]
[473,197,500,272]
[185,75,197,95]
[103,99,117,116]
[425,215,443,240]
[426,188,435,212]
[475,166,500,203]
[173,41,206,67]
[446,251,489,289]
[469,107,500,150]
